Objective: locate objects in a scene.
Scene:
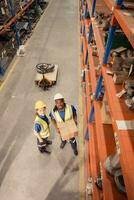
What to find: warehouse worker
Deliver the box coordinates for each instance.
[34,100,52,154]
[50,93,78,156]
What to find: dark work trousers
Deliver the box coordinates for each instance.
[69,137,77,151]
[37,138,47,152]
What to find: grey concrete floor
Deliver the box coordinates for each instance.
[0,0,80,199]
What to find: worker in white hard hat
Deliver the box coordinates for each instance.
[49,93,78,156]
[34,100,52,154]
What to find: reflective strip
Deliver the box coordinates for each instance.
[37,144,46,147]
[116,120,134,130]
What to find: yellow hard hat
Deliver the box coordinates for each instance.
[35,101,46,110]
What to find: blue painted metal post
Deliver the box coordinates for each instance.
[89,106,94,122]
[91,0,96,17]
[80,24,82,34]
[103,0,123,64]
[12,24,21,46]
[87,0,96,44]
[85,49,88,65]
[8,0,21,46]
[94,75,103,100]
[115,0,123,6]
[85,3,88,18]
[103,25,116,64]
[88,24,92,44]
[85,2,90,19]
[85,127,89,140]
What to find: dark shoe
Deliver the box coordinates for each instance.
[74,149,78,156]
[43,148,51,154]
[60,141,66,149]
[46,140,52,145]
[39,149,44,153]
[39,148,51,154]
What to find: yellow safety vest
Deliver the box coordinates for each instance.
[53,104,72,123]
[34,116,50,138]
[53,104,78,141]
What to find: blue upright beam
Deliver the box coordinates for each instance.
[115,0,123,6]
[89,106,94,122]
[8,0,21,46]
[7,0,15,16]
[94,75,103,100]
[13,24,21,46]
[85,2,90,19]
[85,49,88,65]
[85,127,89,140]
[91,0,96,17]
[103,25,116,64]
[80,23,82,34]
[87,0,96,45]
[88,24,93,44]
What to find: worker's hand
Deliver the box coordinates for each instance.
[39,138,43,143]
[75,121,78,126]
[57,128,60,134]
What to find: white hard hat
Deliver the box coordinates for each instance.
[54,93,64,100]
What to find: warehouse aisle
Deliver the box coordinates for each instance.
[0,0,79,199]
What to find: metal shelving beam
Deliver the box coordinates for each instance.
[80,0,134,199]
[0,0,34,35]
[103,0,134,48]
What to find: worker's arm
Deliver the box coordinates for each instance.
[51,119,60,134]
[34,132,43,143]
[49,111,60,134]
[34,123,43,142]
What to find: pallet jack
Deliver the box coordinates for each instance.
[35,63,58,90]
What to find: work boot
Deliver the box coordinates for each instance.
[46,140,52,145]
[70,138,78,156]
[74,149,78,156]
[39,147,51,154]
[43,148,51,154]
[60,140,66,149]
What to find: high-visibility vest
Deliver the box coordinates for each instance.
[53,104,72,123]
[34,116,50,138]
[53,104,78,141]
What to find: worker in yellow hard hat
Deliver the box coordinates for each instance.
[34,100,52,154]
[49,93,78,156]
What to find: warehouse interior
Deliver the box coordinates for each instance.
[0,0,134,200]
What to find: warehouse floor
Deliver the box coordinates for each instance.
[0,0,80,199]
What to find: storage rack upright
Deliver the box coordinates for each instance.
[0,0,47,75]
[80,0,134,199]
